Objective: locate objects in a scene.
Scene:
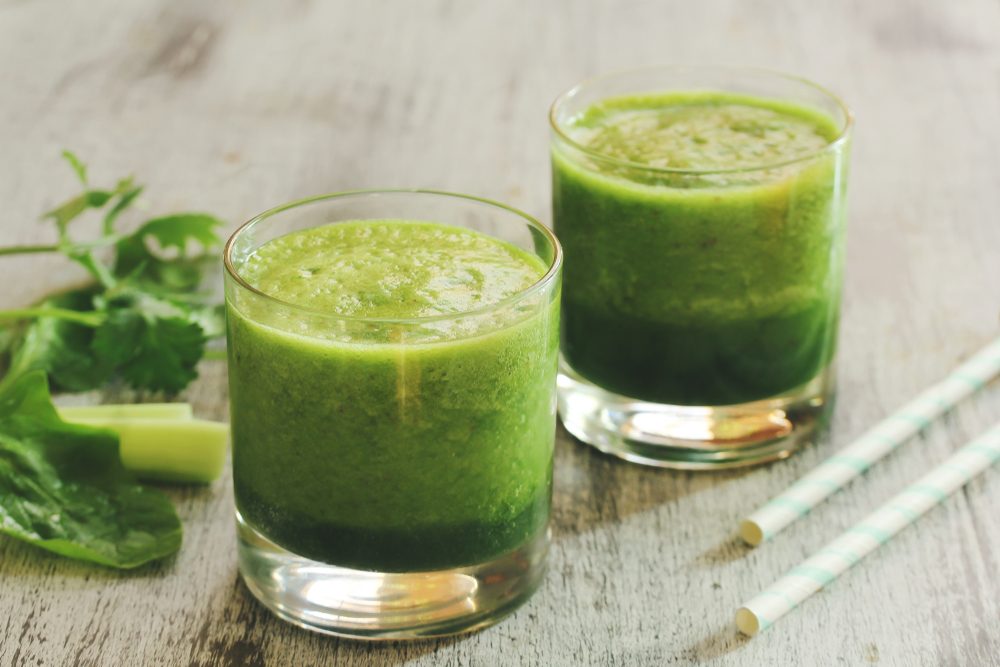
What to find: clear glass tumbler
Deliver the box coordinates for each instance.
[223,190,562,638]
[551,66,853,468]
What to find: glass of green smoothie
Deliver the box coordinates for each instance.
[551,66,852,468]
[223,190,561,638]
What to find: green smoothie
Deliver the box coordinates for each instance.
[226,221,559,571]
[552,91,848,405]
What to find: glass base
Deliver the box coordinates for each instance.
[236,511,548,640]
[557,358,832,469]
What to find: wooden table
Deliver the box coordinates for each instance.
[3,1,999,664]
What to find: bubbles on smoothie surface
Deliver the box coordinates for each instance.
[567,92,839,171]
[240,220,545,318]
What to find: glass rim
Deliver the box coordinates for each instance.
[549,64,855,176]
[223,188,563,326]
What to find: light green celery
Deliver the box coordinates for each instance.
[64,416,228,484]
[58,403,194,421]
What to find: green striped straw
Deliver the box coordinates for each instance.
[736,421,1000,635]
[740,337,1000,546]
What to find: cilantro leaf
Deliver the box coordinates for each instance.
[102,181,143,234]
[44,154,138,241]
[133,214,222,253]
[114,213,223,290]
[3,290,111,393]
[4,288,213,396]
[0,371,182,568]
[93,297,205,394]
[61,150,89,185]
[44,190,117,237]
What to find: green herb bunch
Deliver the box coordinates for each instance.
[0,151,226,395]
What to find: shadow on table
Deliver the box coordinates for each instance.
[550,422,756,540]
[692,533,755,568]
[551,406,838,540]
[684,623,752,661]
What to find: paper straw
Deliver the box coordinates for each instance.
[740,337,1000,546]
[736,421,1000,636]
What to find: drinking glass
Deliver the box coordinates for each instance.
[224,190,562,638]
[551,66,852,468]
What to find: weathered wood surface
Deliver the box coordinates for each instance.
[2,0,999,665]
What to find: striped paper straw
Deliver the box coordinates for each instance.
[737,421,1000,636]
[740,337,1000,546]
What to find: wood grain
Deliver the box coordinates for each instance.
[2,0,999,664]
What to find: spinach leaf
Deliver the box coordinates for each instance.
[0,371,182,568]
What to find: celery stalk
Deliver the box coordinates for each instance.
[65,417,228,484]
[57,403,194,421]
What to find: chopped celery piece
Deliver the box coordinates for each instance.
[63,417,228,484]
[57,403,193,421]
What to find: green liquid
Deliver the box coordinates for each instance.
[227,221,559,571]
[553,92,848,405]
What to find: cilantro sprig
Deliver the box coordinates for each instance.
[0,152,225,394]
